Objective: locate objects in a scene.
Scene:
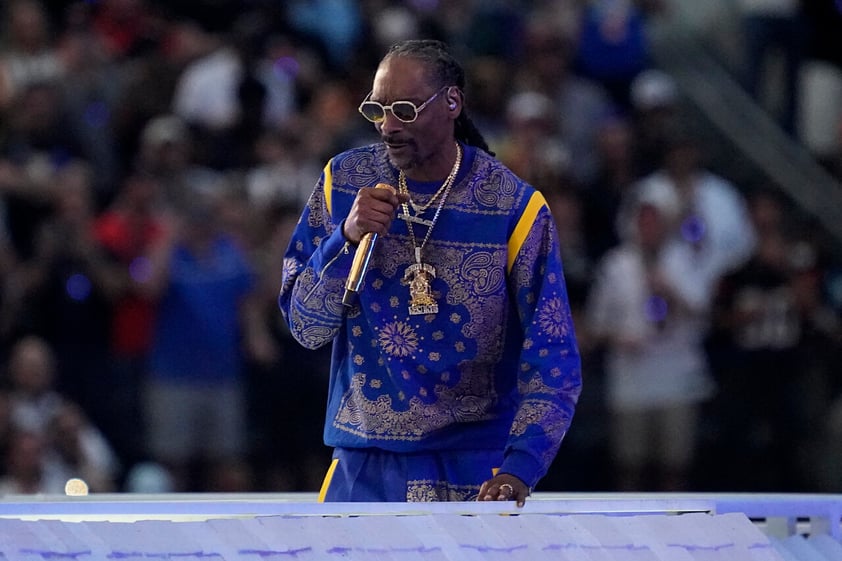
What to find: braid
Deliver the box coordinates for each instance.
[455,113,495,157]
[384,39,495,156]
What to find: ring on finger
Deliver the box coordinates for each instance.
[499,483,514,496]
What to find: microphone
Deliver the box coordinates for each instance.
[342,183,396,307]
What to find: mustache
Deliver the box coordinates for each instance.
[382,134,412,144]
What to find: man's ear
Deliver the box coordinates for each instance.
[446,87,461,112]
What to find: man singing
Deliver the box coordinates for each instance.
[279,39,581,506]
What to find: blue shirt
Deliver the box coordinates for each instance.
[150,235,255,384]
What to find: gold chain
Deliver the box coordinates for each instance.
[399,143,463,214]
[399,143,462,259]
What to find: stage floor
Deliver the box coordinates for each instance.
[0,492,840,560]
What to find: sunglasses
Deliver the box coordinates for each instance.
[358,86,448,124]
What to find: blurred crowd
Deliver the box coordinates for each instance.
[0,0,841,495]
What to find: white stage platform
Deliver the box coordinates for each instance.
[0,492,840,560]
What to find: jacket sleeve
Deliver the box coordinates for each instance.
[279,161,355,350]
[498,190,583,489]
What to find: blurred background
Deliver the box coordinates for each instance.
[0,0,840,496]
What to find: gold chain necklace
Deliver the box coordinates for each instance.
[399,146,462,214]
[398,143,462,316]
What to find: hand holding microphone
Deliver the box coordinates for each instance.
[342,183,403,306]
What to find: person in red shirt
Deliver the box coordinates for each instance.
[93,172,166,470]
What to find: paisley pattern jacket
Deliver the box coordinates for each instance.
[279,142,582,489]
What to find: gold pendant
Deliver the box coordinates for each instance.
[397,212,434,227]
[403,262,438,315]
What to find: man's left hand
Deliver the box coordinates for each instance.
[478,473,529,507]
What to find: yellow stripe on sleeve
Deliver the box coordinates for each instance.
[317,458,339,503]
[507,190,547,272]
[323,160,334,218]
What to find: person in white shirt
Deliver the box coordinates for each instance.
[587,179,717,491]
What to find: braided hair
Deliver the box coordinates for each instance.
[384,39,495,156]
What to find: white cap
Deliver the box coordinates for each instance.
[506,91,554,122]
[630,69,678,110]
[635,175,681,220]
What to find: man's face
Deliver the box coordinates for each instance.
[368,56,454,179]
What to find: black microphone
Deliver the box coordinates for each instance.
[342,183,395,307]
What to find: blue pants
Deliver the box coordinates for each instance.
[319,447,503,502]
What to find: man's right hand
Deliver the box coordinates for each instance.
[343,183,405,244]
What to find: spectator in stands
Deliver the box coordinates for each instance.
[298,79,377,164]
[87,0,158,61]
[4,335,119,493]
[140,186,257,491]
[784,236,842,489]
[0,428,58,494]
[496,90,573,194]
[0,0,65,111]
[514,14,618,186]
[619,129,757,293]
[0,79,89,263]
[12,162,119,433]
[134,113,227,214]
[0,421,117,496]
[170,13,297,170]
[704,189,838,490]
[54,0,126,203]
[574,0,655,108]
[108,13,187,173]
[587,179,716,491]
[244,127,321,212]
[7,335,63,435]
[285,0,363,72]
[93,172,167,471]
[47,400,120,493]
[628,68,681,177]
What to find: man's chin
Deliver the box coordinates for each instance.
[385,143,414,170]
[386,153,413,172]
